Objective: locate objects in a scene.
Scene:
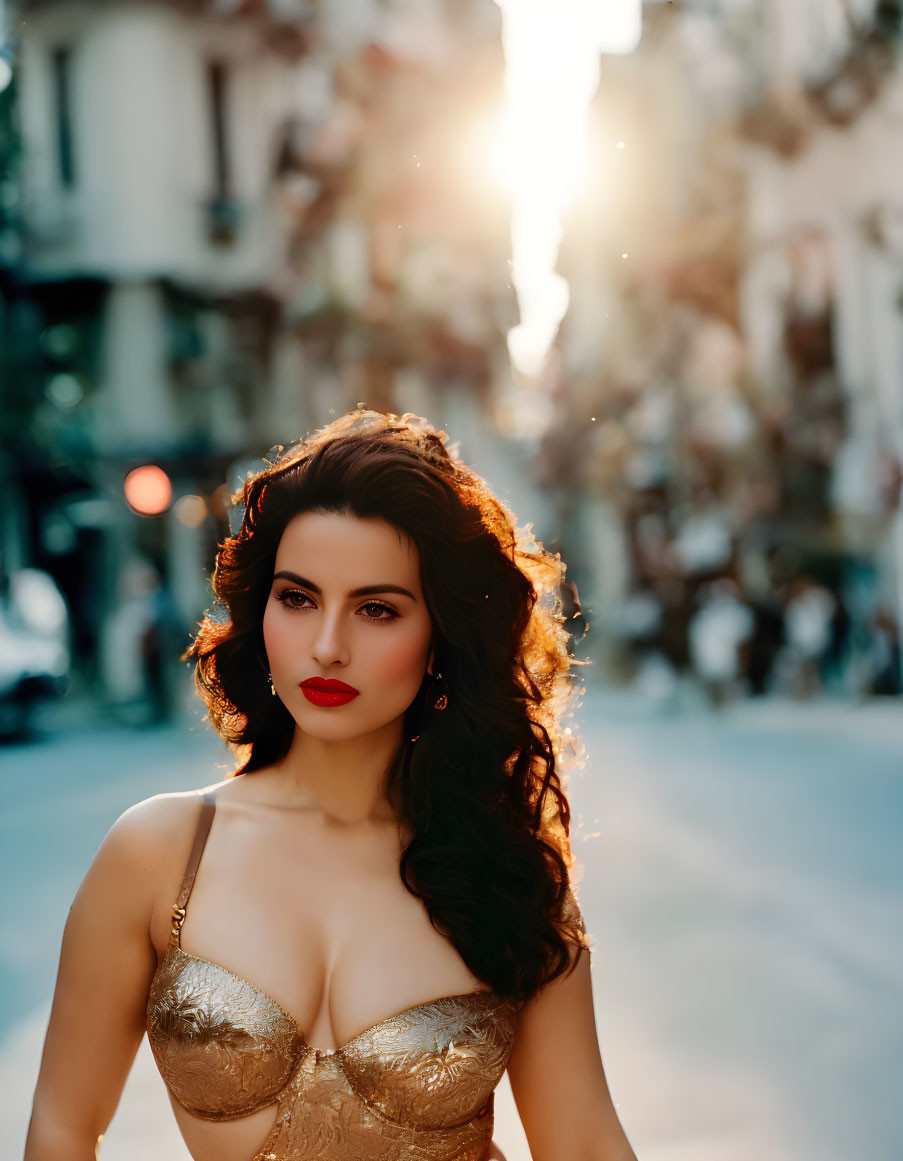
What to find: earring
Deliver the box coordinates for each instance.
[425,671,448,711]
[410,671,448,744]
[268,673,277,697]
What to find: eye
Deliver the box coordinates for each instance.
[275,589,314,610]
[360,601,398,624]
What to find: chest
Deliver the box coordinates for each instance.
[151,807,489,1056]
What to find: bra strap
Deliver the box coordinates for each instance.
[169,790,217,948]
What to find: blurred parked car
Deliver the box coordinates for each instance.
[0,568,70,738]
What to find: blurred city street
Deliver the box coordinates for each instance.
[1,682,901,1161]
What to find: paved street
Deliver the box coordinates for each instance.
[1,687,901,1160]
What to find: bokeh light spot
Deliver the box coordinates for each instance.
[209,483,231,520]
[45,373,84,408]
[123,465,172,516]
[173,494,208,528]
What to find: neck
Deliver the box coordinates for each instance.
[262,721,407,828]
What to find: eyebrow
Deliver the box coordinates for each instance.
[272,570,417,601]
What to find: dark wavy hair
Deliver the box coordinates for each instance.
[184,409,592,1005]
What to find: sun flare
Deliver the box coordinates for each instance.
[491,0,642,377]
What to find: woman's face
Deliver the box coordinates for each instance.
[262,510,434,743]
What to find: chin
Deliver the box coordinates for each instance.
[313,715,407,742]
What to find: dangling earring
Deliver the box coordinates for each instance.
[268,673,278,698]
[410,671,448,745]
[425,671,448,711]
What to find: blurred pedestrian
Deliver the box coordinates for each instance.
[781,575,837,700]
[688,578,755,705]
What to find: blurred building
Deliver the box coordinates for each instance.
[539,0,903,698]
[0,0,514,711]
[2,0,901,713]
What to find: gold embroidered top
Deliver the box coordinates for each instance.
[146,791,521,1161]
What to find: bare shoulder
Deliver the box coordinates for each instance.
[113,781,227,838]
[97,782,231,953]
[98,782,231,896]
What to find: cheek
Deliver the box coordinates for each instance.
[369,623,431,685]
[262,602,288,667]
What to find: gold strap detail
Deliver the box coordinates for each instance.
[167,791,216,948]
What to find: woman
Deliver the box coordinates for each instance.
[24,410,639,1161]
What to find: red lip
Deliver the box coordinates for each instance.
[300,678,359,693]
[300,679,359,708]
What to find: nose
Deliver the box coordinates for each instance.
[309,605,350,668]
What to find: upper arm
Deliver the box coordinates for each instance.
[25,793,186,1144]
[506,911,638,1161]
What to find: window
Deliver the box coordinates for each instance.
[52,47,76,189]
[207,60,231,200]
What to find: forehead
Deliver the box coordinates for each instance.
[274,510,420,581]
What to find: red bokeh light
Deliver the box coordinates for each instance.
[123,465,173,516]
